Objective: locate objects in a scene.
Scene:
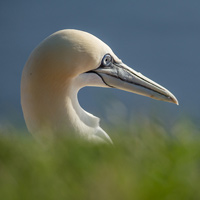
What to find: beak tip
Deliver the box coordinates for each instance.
[175,100,179,106]
[170,96,179,105]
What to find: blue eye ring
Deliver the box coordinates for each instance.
[102,54,112,66]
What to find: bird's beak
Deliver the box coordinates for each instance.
[92,62,178,105]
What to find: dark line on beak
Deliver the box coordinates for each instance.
[114,72,171,98]
[117,64,165,91]
[86,67,170,100]
[86,71,114,88]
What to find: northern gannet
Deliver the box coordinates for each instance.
[21,29,178,143]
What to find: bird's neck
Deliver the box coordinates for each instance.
[22,74,112,143]
[61,78,112,143]
[27,76,100,137]
[63,79,101,138]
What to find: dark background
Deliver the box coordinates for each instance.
[0,0,199,129]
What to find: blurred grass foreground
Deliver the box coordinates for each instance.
[0,119,200,200]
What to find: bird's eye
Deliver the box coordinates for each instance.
[102,54,112,67]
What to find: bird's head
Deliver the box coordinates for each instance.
[23,29,178,105]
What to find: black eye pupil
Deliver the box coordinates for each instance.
[103,54,112,65]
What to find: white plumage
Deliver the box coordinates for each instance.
[21,29,178,143]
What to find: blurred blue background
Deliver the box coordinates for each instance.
[0,0,199,129]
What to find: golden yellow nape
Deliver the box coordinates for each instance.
[21,29,178,143]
